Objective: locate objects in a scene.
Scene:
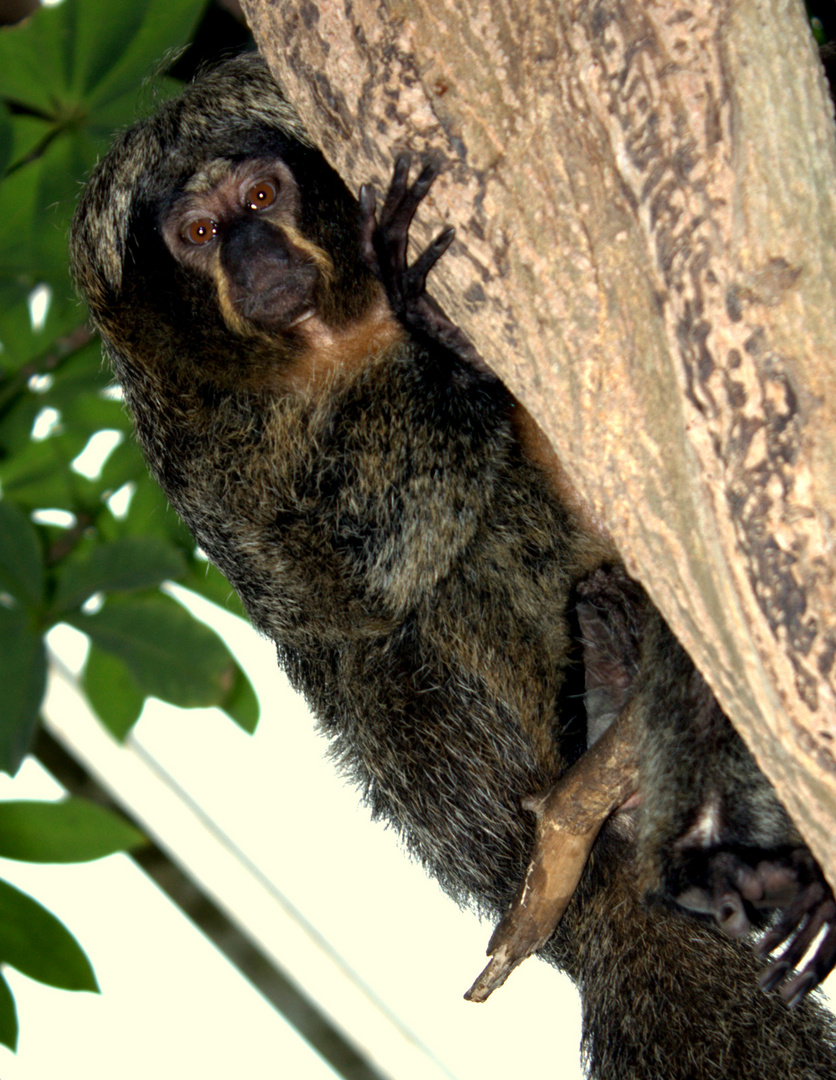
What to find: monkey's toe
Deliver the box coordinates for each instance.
[714,890,752,937]
[755,871,836,1004]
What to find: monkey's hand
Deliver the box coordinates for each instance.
[359,156,495,377]
[677,847,836,1005]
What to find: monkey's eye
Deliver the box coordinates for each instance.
[184,218,218,246]
[245,180,278,211]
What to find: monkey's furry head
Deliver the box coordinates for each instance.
[70,53,368,378]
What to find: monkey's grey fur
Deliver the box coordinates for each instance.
[70,53,836,1078]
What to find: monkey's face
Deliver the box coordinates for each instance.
[70,53,384,399]
[161,156,333,337]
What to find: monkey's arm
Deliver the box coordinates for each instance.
[359,156,496,378]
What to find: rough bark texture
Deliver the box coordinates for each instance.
[241,0,836,882]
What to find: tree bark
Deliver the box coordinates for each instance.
[241,0,836,883]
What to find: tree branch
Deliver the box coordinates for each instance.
[242,0,836,884]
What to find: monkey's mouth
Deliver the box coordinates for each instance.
[236,271,319,331]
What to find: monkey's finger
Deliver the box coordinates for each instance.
[359,183,377,227]
[800,925,836,994]
[380,159,440,244]
[374,155,417,270]
[760,885,836,989]
[745,859,799,907]
[409,161,440,203]
[774,910,827,971]
[780,969,819,1007]
[409,227,455,290]
[733,865,766,904]
[758,958,793,994]
[714,890,751,938]
[378,154,412,225]
[776,922,836,1006]
[763,922,836,1005]
[358,185,380,272]
[701,852,751,937]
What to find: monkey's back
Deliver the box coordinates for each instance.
[127,336,588,912]
[132,335,836,1080]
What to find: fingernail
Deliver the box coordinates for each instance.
[758,961,790,992]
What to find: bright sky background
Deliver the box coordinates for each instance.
[0,594,584,1080]
[0,762,341,1080]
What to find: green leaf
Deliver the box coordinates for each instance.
[0,606,46,775]
[53,385,130,442]
[0,0,205,117]
[119,478,194,548]
[54,536,187,612]
[0,292,81,375]
[0,158,39,281]
[221,662,259,734]
[65,0,163,100]
[82,645,144,741]
[69,593,241,710]
[0,102,12,178]
[29,134,95,280]
[0,299,36,368]
[0,432,87,512]
[0,502,44,607]
[82,0,207,111]
[0,798,145,863]
[0,386,43,466]
[0,970,18,1052]
[0,5,76,111]
[7,111,49,170]
[0,878,98,992]
[98,438,147,493]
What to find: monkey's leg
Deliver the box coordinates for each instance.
[549,846,836,1080]
[466,700,639,1002]
[467,565,646,1001]
[637,611,836,1004]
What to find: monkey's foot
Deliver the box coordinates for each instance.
[677,847,836,1005]
[465,700,639,1003]
[359,156,494,376]
[753,850,836,1005]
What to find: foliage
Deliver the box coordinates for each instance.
[0,0,259,1050]
[0,793,147,1049]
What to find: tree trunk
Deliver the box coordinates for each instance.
[241,0,836,883]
